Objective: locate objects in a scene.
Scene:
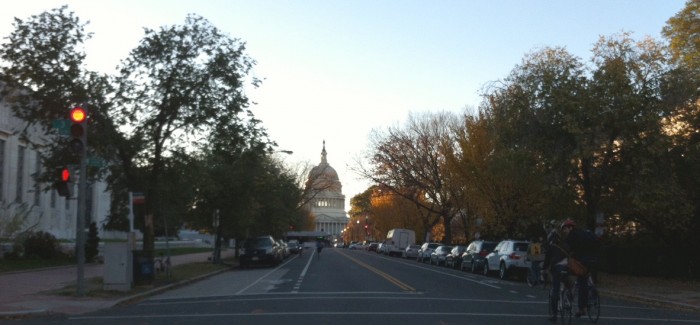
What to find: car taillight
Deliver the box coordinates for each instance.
[479,250,488,257]
[508,253,520,260]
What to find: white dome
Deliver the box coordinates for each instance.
[306,141,342,193]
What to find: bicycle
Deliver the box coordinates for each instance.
[154,253,171,277]
[527,260,547,288]
[548,268,573,325]
[572,273,601,323]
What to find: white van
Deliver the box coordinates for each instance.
[384,228,416,257]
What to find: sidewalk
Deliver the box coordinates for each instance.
[0,250,235,318]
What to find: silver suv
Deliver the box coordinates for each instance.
[483,239,530,279]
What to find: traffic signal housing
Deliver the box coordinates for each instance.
[69,106,87,155]
[55,167,72,197]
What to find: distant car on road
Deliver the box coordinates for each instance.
[287,240,302,254]
[445,245,467,269]
[430,245,453,266]
[239,235,283,268]
[367,242,379,252]
[403,244,421,259]
[460,240,498,273]
[417,242,440,263]
[483,239,530,279]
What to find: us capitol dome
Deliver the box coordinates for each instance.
[304,141,349,238]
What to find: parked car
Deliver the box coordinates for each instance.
[445,245,467,269]
[377,242,391,255]
[460,240,498,273]
[417,242,440,263]
[403,244,421,259]
[288,240,302,254]
[278,240,290,258]
[429,245,453,266]
[367,242,379,252]
[483,239,530,279]
[239,235,283,268]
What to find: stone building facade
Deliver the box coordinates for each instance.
[0,89,111,240]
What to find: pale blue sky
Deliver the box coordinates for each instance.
[1,1,687,206]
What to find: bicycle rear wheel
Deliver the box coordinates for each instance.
[587,286,601,323]
[548,289,556,320]
[527,268,536,287]
[560,289,573,325]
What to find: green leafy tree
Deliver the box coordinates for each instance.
[112,14,259,255]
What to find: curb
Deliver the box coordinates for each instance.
[113,264,234,307]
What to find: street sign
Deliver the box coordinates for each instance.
[87,156,106,167]
[52,119,71,135]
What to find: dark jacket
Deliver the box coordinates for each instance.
[564,228,597,260]
[542,240,569,273]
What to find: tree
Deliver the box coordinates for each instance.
[663,0,700,76]
[359,112,460,243]
[0,6,120,190]
[1,8,275,263]
[112,14,259,255]
[369,187,430,242]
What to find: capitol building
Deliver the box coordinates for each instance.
[304,141,349,239]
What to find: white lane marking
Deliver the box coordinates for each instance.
[234,256,297,295]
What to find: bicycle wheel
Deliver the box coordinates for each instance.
[560,289,573,325]
[547,289,556,320]
[527,268,536,287]
[587,286,601,323]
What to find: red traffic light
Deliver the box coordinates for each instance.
[70,107,87,123]
[55,167,72,197]
[61,168,70,182]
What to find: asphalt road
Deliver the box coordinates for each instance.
[27,248,700,325]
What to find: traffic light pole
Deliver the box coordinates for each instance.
[75,151,87,296]
[69,105,88,297]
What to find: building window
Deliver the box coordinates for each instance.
[16,145,25,203]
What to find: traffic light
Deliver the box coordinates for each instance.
[55,167,72,197]
[69,106,87,155]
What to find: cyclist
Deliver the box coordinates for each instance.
[527,236,545,285]
[316,240,324,259]
[561,219,597,317]
[541,226,568,323]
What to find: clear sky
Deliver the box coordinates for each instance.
[1,0,687,209]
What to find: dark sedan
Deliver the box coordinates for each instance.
[460,240,498,273]
[429,245,453,266]
[445,245,467,269]
[239,235,283,268]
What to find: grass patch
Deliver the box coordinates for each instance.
[1,247,217,273]
[47,258,234,298]
[0,255,76,273]
[154,247,213,256]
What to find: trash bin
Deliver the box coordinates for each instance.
[132,250,154,285]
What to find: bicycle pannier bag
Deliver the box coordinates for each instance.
[568,257,587,276]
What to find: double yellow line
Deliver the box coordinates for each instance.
[338,250,415,292]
